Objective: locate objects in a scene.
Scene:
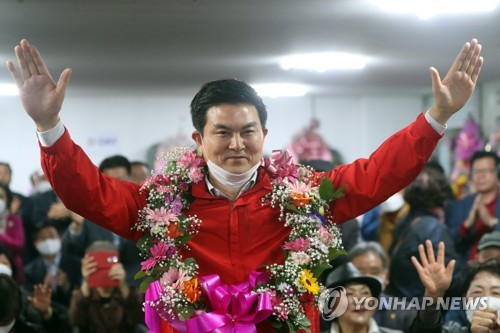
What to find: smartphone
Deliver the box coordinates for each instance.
[87,250,120,288]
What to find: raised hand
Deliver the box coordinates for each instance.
[27,283,53,320]
[411,240,456,301]
[6,39,71,131]
[429,38,483,125]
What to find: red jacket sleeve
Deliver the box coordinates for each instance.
[40,129,146,241]
[329,113,442,223]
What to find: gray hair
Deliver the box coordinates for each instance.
[347,241,387,269]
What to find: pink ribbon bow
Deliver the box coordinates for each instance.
[262,150,300,185]
[186,272,272,333]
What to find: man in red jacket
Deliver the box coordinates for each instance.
[7,38,482,332]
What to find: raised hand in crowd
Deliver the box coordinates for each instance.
[47,202,71,221]
[411,240,456,302]
[27,283,53,320]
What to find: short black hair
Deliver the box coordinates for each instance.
[470,151,500,169]
[32,220,60,241]
[98,155,131,175]
[461,259,500,295]
[424,160,445,175]
[131,161,150,169]
[0,274,22,324]
[190,78,268,136]
[404,168,452,210]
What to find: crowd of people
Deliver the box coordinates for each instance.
[1,37,499,333]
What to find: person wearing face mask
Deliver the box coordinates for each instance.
[7,38,483,332]
[410,245,500,333]
[387,168,460,300]
[0,183,25,284]
[23,222,81,308]
[348,242,417,331]
[0,246,71,333]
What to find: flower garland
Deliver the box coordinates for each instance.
[134,148,346,332]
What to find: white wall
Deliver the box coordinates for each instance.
[0,88,483,196]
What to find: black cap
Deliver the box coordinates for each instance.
[324,262,382,298]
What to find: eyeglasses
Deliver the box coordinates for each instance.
[471,168,496,175]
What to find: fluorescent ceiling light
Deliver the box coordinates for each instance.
[373,0,499,19]
[0,84,19,96]
[280,52,367,72]
[252,83,308,98]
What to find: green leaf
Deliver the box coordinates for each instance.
[310,262,332,278]
[319,178,334,201]
[286,320,297,333]
[166,161,177,173]
[139,276,156,293]
[176,233,194,245]
[134,270,146,280]
[136,234,153,253]
[285,203,303,214]
[328,247,347,261]
[319,179,346,203]
[177,306,195,321]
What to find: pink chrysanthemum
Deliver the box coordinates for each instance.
[177,151,205,169]
[287,180,314,197]
[141,257,157,272]
[146,207,179,226]
[188,168,204,183]
[283,238,310,252]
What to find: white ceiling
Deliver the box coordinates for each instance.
[1,0,500,96]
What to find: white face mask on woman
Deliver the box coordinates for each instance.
[36,238,62,256]
[466,296,500,323]
[0,263,12,277]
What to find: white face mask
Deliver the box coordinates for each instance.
[0,263,12,277]
[0,320,15,333]
[465,296,500,323]
[206,160,260,190]
[36,238,61,256]
[35,180,52,194]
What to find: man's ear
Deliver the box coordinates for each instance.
[192,131,203,151]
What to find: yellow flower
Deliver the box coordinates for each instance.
[300,269,319,295]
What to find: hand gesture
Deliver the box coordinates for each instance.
[109,263,126,285]
[27,284,52,319]
[56,269,70,291]
[471,308,500,333]
[47,202,70,221]
[411,240,455,301]
[6,39,71,131]
[429,38,483,125]
[476,195,496,228]
[81,254,97,282]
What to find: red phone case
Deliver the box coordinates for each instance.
[87,250,120,288]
